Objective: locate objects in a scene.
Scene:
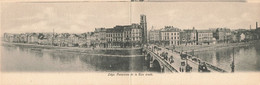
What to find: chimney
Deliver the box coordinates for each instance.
[257,22,258,29]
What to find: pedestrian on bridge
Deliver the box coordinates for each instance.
[170,55,174,64]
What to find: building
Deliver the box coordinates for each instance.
[94,28,107,48]
[180,27,197,45]
[140,15,147,44]
[148,28,161,44]
[27,33,39,44]
[255,22,260,39]
[86,32,95,48]
[160,26,181,46]
[231,32,240,43]
[106,26,125,48]
[131,24,143,47]
[67,34,80,47]
[106,24,143,48]
[77,33,88,47]
[105,15,146,48]
[2,15,147,48]
[197,30,214,45]
[213,28,232,43]
[240,33,245,41]
[56,33,70,47]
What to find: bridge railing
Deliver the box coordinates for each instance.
[144,48,179,73]
[175,50,227,72]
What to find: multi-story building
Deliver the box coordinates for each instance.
[180,27,197,45]
[77,33,88,47]
[131,24,143,47]
[160,26,181,46]
[85,32,95,47]
[213,28,232,43]
[106,24,143,48]
[2,15,147,48]
[94,28,107,48]
[3,33,14,42]
[67,34,80,47]
[105,15,146,48]
[149,28,161,44]
[197,30,214,45]
[106,26,125,48]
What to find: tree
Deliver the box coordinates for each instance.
[38,33,45,40]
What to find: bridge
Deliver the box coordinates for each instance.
[142,45,228,73]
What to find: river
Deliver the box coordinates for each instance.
[1,44,145,72]
[193,42,260,72]
[2,42,260,72]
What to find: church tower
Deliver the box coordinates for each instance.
[140,14,147,44]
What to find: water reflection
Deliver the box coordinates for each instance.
[194,43,260,72]
[1,44,144,72]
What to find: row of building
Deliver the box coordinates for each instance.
[3,14,260,48]
[149,22,260,46]
[3,15,148,48]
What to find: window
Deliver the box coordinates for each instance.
[174,33,176,35]
[171,33,173,35]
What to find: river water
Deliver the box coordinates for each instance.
[2,42,260,72]
[1,44,145,72]
[193,42,260,72]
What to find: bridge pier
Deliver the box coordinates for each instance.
[144,47,178,73]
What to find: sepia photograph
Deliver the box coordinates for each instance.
[1,0,260,84]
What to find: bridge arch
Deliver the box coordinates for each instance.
[145,53,152,69]
[151,60,161,72]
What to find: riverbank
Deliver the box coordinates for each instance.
[1,42,143,55]
[172,40,260,52]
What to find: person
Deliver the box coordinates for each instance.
[165,55,168,60]
[198,61,201,72]
[170,56,174,64]
[186,64,192,72]
[180,62,185,72]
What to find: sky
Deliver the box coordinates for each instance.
[1,2,260,34]
[147,0,246,2]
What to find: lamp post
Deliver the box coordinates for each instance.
[231,47,235,73]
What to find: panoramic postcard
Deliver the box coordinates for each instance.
[1,1,260,74]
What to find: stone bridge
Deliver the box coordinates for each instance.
[142,45,227,73]
[142,47,178,73]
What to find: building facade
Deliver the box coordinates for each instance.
[180,27,197,45]
[213,28,232,43]
[197,30,214,45]
[160,26,181,46]
[94,28,107,48]
[149,28,161,44]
